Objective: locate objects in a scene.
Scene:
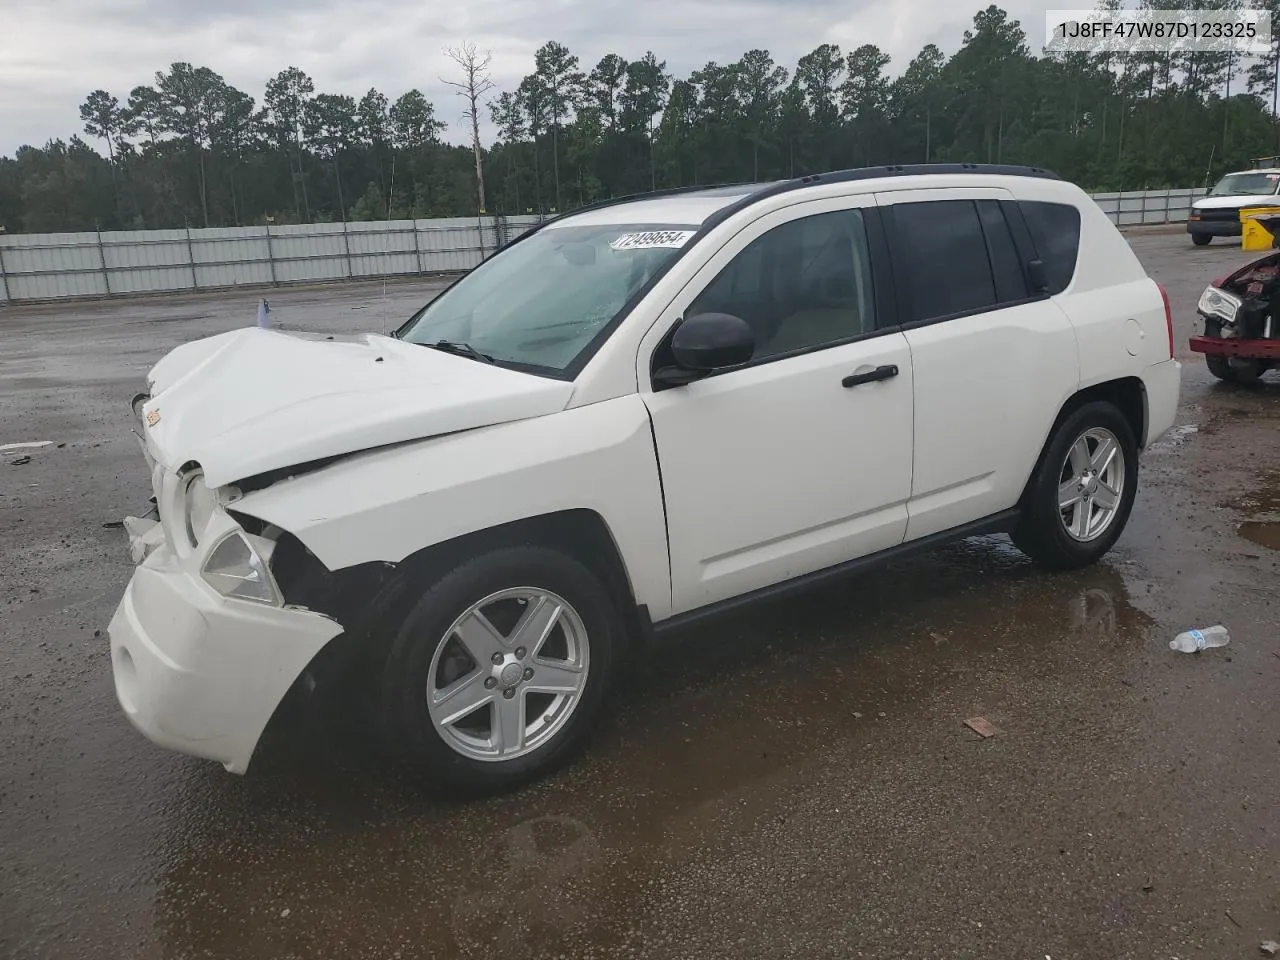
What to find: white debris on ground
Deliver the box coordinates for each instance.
[1146,423,1199,454]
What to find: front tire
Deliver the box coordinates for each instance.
[1012,401,1139,570]
[1206,355,1266,382]
[1204,319,1266,383]
[379,546,622,795]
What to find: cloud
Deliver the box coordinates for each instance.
[0,0,1053,155]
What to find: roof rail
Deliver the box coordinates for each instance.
[791,162,1062,184]
[552,164,1061,222]
[689,163,1064,237]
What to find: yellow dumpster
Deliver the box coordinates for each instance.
[1239,205,1280,250]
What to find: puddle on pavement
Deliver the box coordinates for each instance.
[1239,520,1280,549]
[1195,389,1280,439]
[1225,469,1280,550]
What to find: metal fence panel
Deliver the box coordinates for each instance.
[417,220,486,273]
[190,227,274,289]
[1091,196,1120,221]
[100,230,193,295]
[0,197,1208,306]
[274,252,343,285]
[108,265,195,296]
[3,233,98,275]
[2,232,107,300]
[197,260,274,289]
[190,234,268,264]
[10,264,107,301]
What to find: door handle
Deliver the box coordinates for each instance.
[842,364,899,388]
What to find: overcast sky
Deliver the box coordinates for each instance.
[0,0,1055,156]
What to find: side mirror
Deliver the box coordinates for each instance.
[654,312,755,388]
[672,312,755,369]
[655,316,752,391]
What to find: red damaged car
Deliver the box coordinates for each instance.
[1192,252,1280,383]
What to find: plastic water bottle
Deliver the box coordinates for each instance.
[1169,625,1230,653]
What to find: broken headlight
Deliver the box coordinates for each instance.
[202,531,279,605]
[181,470,218,547]
[1197,285,1241,325]
[130,392,150,428]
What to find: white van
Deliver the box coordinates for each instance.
[1188,164,1280,245]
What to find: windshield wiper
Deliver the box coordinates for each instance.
[423,339,497,364]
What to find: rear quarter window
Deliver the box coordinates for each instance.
[1020,201,1081,295]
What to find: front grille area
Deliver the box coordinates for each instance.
[1197,207,1246,222]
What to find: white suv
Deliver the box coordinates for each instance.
[107,164,1182,793]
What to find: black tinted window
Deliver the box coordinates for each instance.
[689,209,876,361]
[892,200,996,322]
[1020,201,1081,294]
[977,200,1029,303]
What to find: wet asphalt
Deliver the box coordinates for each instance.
[2,232,1280,960]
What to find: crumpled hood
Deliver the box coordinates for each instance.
[139,327,575,487]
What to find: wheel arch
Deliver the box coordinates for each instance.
[386,508,642,630]
[267,508,648,695]
[1018,376,1147,509]
[251,507,648,762]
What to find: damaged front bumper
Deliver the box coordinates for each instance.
[124,515,164,564]
[1189,334,1280,359]
[106,511,343,774]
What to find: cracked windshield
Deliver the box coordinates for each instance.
[398,224,696,371]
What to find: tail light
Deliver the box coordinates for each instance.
[1158,283,1173,358]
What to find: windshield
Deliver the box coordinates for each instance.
[397,222,699,375]
[1209,172,1280,197]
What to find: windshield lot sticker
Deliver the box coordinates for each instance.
[609,230,696,251]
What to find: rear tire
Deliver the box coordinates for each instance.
[1191,233,1212,246]
[378,545,623,796]
[1012,401,1139,570]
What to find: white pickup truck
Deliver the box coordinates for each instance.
[108,164,1182,793]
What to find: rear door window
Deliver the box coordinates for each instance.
[890,199,997,322]
[1019,201,1081,295]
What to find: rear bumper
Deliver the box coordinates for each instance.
[1141,358,1182,448]
[107,533,342,773]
